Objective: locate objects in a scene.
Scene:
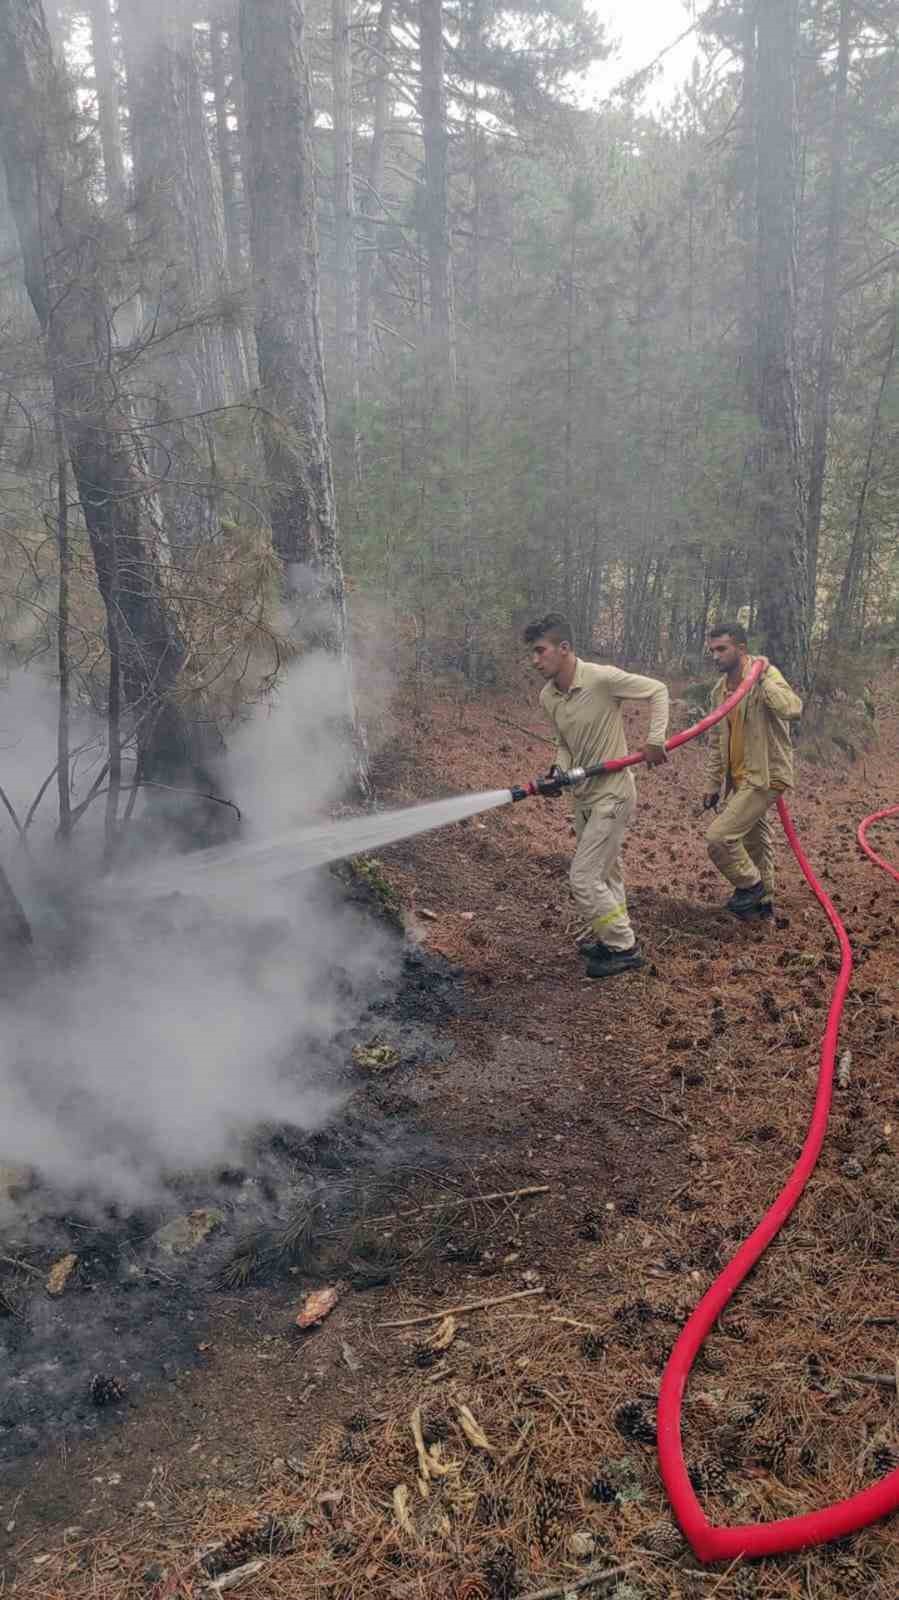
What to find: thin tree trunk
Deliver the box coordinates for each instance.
[563,211,577,621]
[419,0,455,392]
[119,0,247,555]
[831,305,896,647]
[0,860,33,980]
[87,0,126,209]
[805,0,851,608]
[737,0,757,402]
[358,0,392,371]
[331,0,360,479]
[754,0,809,687]
[210,18,243,281]
[239,0,367,789]
[54,394,71,841]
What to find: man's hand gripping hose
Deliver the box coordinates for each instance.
[509,662,899,1561]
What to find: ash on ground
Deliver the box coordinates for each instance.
[1,891,463,1478]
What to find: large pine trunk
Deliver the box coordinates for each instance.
[754,0,809,687]
[238,0,366,787]
[0,0,209,789]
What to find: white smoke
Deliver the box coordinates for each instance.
[0,658,397,1207]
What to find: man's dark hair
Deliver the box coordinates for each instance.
[709,621,748,647]
[523,612,575,649]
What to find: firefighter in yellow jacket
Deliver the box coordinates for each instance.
[703,621,803,917]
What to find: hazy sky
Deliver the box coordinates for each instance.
[582,0,702,107]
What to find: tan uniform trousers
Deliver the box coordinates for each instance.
[570,789,637,951]
[706,784,778,895]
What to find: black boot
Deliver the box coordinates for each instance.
[727,881,765,915]
[584,942,644,978]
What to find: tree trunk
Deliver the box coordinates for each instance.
[419,0,455,392]
[0,0,208,789]
[238,0,366,788]
[804,0,851,609]
[87,0,126,209]
[754,0,808,687]
[0,859,33,987]
[119,0,247,551]
[331,0,360,480]
[831,305,896,648]
[209,17,243,282]
[331,0,357,383]
[737,0,757,400]
[358,0,392,371]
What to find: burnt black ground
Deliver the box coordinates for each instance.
[0,868,465,1491]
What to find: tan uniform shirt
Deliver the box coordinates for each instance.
[706,659,802,794]
[540,659,669,807]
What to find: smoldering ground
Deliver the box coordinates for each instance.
[0,658,468,1477]
[0,655,399,1208]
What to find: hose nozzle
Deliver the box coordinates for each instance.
[509,763,597,801]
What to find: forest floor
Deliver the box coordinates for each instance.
[4,672,899,1600]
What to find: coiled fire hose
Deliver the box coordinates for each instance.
[512,662,899,1560]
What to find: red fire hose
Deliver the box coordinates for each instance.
[595,663,899,1560]
[858,804,899,885]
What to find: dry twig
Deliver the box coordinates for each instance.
[516,1560,637,1600]
[379,1286,545,1327]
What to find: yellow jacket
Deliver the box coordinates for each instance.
[706,660,803,793]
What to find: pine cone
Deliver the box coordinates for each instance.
[755,1437,788,1474]
[580,1331,605,1361]
[589,1475,616,1504]
[534,1477,567,1551]
[477,1493,511,1526]
[697,1458,731,1497]
[614,1401,656,1445]
[422,1414,450,1446]
[482,1542,518,1599]
[89,1374,126,1408]
[639,1520,684,1560]
[201,1517,291,1578]
[726,1399,762,1428]
[412,1341,438,1368]
[338,1435,367,1463]
[345,1411,370,1433]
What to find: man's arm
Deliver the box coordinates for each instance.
[602,666,669,756]
[705,728,725,796]
[759,663,803,720]
[539,689,572,773]
[704,681,725,799]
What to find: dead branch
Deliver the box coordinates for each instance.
[516,1561,638,1600]
[380,1286,545,1327]
[365,1184,549,1226]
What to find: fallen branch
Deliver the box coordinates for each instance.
[365,1184,550,1226]
[848,1372,897,1389]
[516,1560,637,1600]
[1,1254,43,1280]
[380,1286,545,1328]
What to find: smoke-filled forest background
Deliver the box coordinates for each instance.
[1,0,898,801]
